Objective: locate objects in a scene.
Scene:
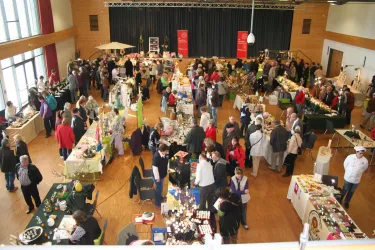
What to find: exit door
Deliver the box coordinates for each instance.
[327,49,343,78]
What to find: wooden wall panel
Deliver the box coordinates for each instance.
[0,27,78,60]
[325,31,375,51]
[289,3,329,64]
[71,0,111,59]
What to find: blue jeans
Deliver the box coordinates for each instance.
[211,107,218,127]
[153,176,164,207]
[219,95,224,107]
[310,75,315,89]
[62,148,72,161]
[5,172,15,191]
[341,180,359,204]
[149,146,157,157]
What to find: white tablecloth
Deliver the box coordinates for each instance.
[286,176,310,221]
[233,94,266,112]
[314,147,331,175]
[65,122,105,176]
[6,113,44,147]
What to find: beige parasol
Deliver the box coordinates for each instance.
[96,42,135,50]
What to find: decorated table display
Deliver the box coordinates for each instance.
[6,109,44,147]
[277,76,300,92]
[64,120,113,180]
[305,97,334,114]
[14,183,93,245]
[287,175,367,241]
[109,78,132,109]
[50,79,70,110]
[163,186,211,245]
[233,93,266,112]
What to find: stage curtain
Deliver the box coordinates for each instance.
[109,7,293,57]
[38,0,60,80]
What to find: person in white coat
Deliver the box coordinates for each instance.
[230,167,250,230]
[199,107,211,131]
[249,124,266,177]
[340,146,368,209]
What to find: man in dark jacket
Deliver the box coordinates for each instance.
[125,58,133,77]
[345,88,355,125]
[0,138,18,192]
[212,151,227,189]
[222,116,241,143]
[16,155,43,213]
[302,63,310,87]
[270,120,289,172]
[184,118,205,156]
[72,108,86,145]
[195,84,206,118]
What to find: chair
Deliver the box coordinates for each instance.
[134,173,156,213]
[88,190,101,217]
[139,157,153,178]
[303,132,317,160]
[94,219,108,245]
[324,120,335,135]
[117,223,139,245]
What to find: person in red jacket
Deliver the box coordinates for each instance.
[330,91,339,110]
[209,69,220,83]
[168,90,177,106]
[49,69,59,86]
[55,118,75,160]
[205,119,217,141]
[295,88,308,118]
[226,137,245,176]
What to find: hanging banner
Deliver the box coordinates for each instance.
[237,31,248,59]
[177,30,189,57]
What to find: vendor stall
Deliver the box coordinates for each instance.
[233,94,266,112]
[332,129,375,165]
[6,111,44,147]
[329,76,366,107]
[18,183,93,245]
[286,175,367,241]
[64,120,113,180]
[109,78,132,110]
[303,114,346,130]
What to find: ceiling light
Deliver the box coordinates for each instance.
[327,1,337,2]
[330,3,336,5]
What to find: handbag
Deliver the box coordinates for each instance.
[295,135,302,155]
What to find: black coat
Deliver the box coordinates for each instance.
[270,125,289,152]
[129,166,141,198]
[130,128,143,155]
[15,141,32,163]
[125,60,133,77]
[72,115,86,144]
[184,125,205,153]
[16,163,43,185]
[213,158,227,189]
[218,193,241,237]
[79,106,87,123]
[323,92,334,106]
[0,146,16,173]
[214,142,225,160]
[245,123,258,148]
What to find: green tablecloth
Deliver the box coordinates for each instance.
[24,183,93,245]
[305,99,330,114]
[303,114,346,130]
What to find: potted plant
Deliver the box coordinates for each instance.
[162,35,169,52]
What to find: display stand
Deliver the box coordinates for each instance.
[314,146,332,175]
[149,37,159,53]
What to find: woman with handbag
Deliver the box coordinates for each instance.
[230,167,250,230]
[250,124,266,177]
[283,126,303,177]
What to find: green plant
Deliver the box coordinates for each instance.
[139,35,144,44]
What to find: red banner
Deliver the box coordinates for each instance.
[237,31,248,59]
[177,30,188,57]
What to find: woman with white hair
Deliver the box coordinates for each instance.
[85,96,99,125]
[63,102,72,124]
[282,126,302,177]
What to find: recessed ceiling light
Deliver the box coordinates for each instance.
[327,0,337,2]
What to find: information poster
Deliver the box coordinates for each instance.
[237,31,248,58]
[177,30,188,57]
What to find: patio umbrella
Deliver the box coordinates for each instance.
[96,42,135,50]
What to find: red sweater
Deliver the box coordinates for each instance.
[168,94,177,105]
[49,73,59,86]
[371,128,375,140]
[295,91,305,105]
[205,126,217,141]
[56,124,75,149]
[226,145,245,168]
[210,72,220,83]
[331,96,339,110]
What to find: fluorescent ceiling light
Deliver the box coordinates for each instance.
[327,1,337,2]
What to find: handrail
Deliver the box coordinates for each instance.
[291,50,313,65]
[88,50,102,61]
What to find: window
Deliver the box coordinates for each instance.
[89,15,99,31]
[0,0,41,44]
[302,19,311,34]
[1,50,46,109]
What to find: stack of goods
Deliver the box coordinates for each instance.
[239,94,259,105]
[307,97,333,114]
[167,116,192,146]
[164,190,213,245]
[296,175,335,197]
[309,196,367,240]
[9,118,27,128]
[277,76,299,92]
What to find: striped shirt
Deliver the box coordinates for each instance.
[71,227,86,242]
[18,166,32,186]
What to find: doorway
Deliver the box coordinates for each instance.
[327,49,343,78]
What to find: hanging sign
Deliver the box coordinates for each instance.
[177,30,189,57]
[237,31,248,58]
